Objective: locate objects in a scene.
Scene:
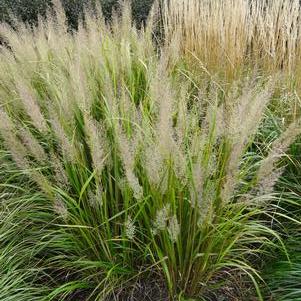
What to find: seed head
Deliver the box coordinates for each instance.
[168,214,180,243]
[125,215,136,240]
[53,197,68,220]
[153,204,171,234]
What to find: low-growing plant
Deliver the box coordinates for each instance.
[0,1,300,300]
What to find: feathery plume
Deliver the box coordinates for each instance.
[221,80,273,201]
[87,187,103,208]
[190,161,204,208]
[153,204,170,234]
[168,214,180,243]
[117,126,143,200]
[83,113,106,173]
[125,215,136,240]
[17,82,48,133]
[256,168,285,196]
[19,128,47,163]
[50,153,69,188]
[151,65,175,158]
[30,169,53,196]
[149,62,188,184]
[53,197,68,220]
[144,139,164,188]
[256,118,301,193]
[0,108,29,169]
[50,113,76,162]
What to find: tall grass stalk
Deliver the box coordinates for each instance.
[163,0,301,82]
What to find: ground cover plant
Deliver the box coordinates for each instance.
[0,1,300,300]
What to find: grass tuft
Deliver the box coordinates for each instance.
[0,1,300,300]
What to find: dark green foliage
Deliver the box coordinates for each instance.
[0,0,154,28]
[264,234,301,301]
[131,0,154,26]
[0,0,51,25]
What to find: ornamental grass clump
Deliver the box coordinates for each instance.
[163,0,301,82]
[0,1,300,300]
